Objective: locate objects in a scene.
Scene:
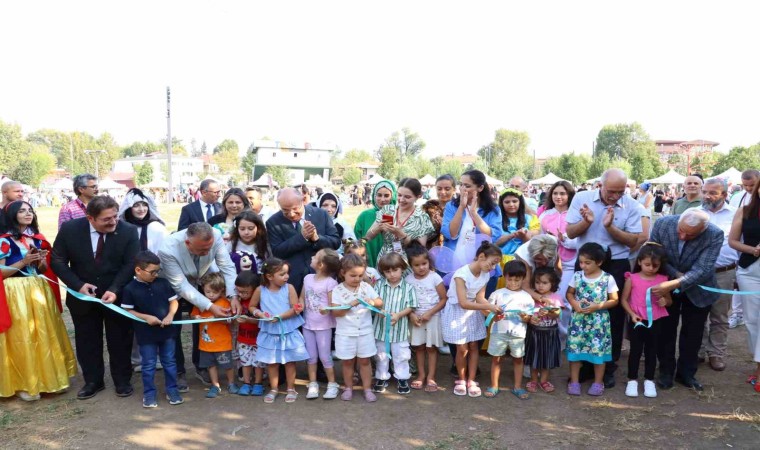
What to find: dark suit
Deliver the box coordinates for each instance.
[177,201,222,231]
[650,215,724,382]
[266,205,341,294]
[51,218,140,387]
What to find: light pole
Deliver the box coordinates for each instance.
[84,149,107,177]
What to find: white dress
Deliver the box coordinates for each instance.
[441,265,490,344]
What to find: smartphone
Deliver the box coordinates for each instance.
[381,214,393,224]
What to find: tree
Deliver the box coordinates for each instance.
[477,129,533,180]
[122,141,163,158]
[377,147,400,180]
[713,144,760,174]
[241,153,256,183]
[628,147,665,183]
[690,151,721,177]
[588,153,633,179]
[543,153,592,184]
[343,167,362,185]
[190,138,200,157]
[213,139,241,174]
[437,160,464,180]
[10,144,55,186]
[0,120,26,174]
[415,157,436,180]
[397,156,419,180]
[379,127,426,160]
[134,162,154,186]
[201,141,208,155]
[594,122,655,161]
[268,165,288,188]
[214,139,239,155]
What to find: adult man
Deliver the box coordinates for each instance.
[266,187,341,294]
[58,174,98,230]
[51,196,140,399]
[245,187,275,223]
[158,222,241,387]
[729,169,760,328]
[177,179,222,231]
[671,175,703,215]
[694,178,738,371]
[0,180,25,230]
[509,176,537,213]
[566,168,643,387]
[650,209,724,391]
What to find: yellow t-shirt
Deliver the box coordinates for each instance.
[191,298,232,352]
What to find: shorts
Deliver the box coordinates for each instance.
[487,333,525,358]
[334,333,376,360]
[410,314,443,348]
[198,350,233,370]
[237,342,267,368]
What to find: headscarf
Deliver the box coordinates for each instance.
[371,180,397,210]
[118,188,165,250]
[315,192,343,218]
[354,179,397,268]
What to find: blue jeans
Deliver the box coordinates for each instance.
[139,338,178,399]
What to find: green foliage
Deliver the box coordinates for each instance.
[268,165,288,188]
[714,144,760,174]
[0,120,26,174]
[629,147,665,182]
[377,128,425,179]
[213,139,239,154]
[342,167,362,186]
[415,158,436,180]
[397,156,419,180]
[240,152,256,183]
[135,162,154,186]
[122,141,164,158]
[330,148,375,183]
[543,153,591,184]
[378,147,400,179]
[478,129,533,180]
[594,122,655,161]
[588,152,632,179]
[213,139,241,174]
[10,144,56,186]
[437,159,464,180]
[691,151,721,177]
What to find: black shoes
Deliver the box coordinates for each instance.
[657,375,674,390]
[675,375,704,392]
[115,384,134,397]
[603,373,616,389]
[77,382,105,400]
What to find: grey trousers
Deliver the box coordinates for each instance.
[702,269,735,358]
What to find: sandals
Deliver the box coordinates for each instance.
[511,388,529,400]
[467,381,481,398]
[525,381,538,393]
[410,380,424,390]
[484,387,499,398]
[453,380,467,396]
[588,382,605,396]
[285,389,298,403]
[263,390,278,404]
[540,381,555,393]
[424,381,439,393]
[747,375,758,385]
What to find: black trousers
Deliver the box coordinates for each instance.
[628,319,661,380]
[656,291,711,381]
[71,306,133,387]
[173,299,201,375]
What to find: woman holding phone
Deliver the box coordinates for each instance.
[0,200,76,401]
[354,179,397,268]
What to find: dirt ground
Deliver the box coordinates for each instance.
[3,311,760,449]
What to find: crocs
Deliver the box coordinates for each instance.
[237,384,252,396]
[364,389,377,402]
[588,382,605,396]
[206,385,221,399]
[341,389,353,401]
[251,384,265,396]
[567,382,581,396]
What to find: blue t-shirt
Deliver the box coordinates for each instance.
[122,277,179,345]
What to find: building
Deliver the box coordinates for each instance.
[655,139,719,174]
[356,162,380,179]
[249,140,335,186]
[442,153,479,167]
[111,153,205,186]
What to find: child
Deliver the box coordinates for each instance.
[405,244,446,392]
[441,241,503,398]
[566,242,619,396]
[373,253,418,395]
[301,249,341,399]
[122,251,183,408]
[228,210,271,274]
[234,270,267,397]
[621,243,671,398]
[191,272,238,398]
[485,260,535,399]
[344,239,380,286]
[328,253,384,402]
[249,258,310,403]
[524,267,563,394]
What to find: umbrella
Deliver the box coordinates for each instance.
[646,169,686,185]
[529,172,567,185]
[419,174,436,186]
[714,167,742,185]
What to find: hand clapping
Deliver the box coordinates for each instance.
[579,203,594,224]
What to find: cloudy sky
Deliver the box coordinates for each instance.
[2,0,758,158]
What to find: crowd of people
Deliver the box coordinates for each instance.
[1,167,759,407]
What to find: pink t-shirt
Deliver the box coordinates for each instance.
[303,274,338,330]
[625,272,669,321]
[532,292,563,327]
[539,209,576,263]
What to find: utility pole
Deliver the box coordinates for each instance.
[166,86,174,203]
[84,149,106,177]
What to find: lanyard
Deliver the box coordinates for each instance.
[395,207,413,229]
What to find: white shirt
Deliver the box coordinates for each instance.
[405,272,444,316]
[488,288,534,337]
[198,199,214,222]
[693,202,738,268]
[331,282,379,336]
[89,224,105,257]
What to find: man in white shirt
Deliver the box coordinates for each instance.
[693,178,737,371]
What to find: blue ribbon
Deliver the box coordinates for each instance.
[485,306,561,328]
[322,305,352,310]
[633,288,654,329]
[356,297,392,360]
[699,285,760,296]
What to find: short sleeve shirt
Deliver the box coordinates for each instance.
[405,272,444,316]
[122,278,178,345]
[191,298,233,352]
[331,282,380,337]
[303,274,339,330]
[373,279,419,343]
[488,288,535,337]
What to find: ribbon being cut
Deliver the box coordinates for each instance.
[485,306,561,328]
[327,297,393,359]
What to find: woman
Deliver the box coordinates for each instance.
[435,174,456,210]
[314,192,355,254]
[514,234,561,302]
[637,182,654,210]
[495,188,539,256]
[366,178,434,261]
[728,181,760,391]
[208,188,251,241]
[0,201,76,401]
[118,188,169,254]
[354,180,397,268]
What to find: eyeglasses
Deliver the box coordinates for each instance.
[86,184,98,189]
[142,268,161,276]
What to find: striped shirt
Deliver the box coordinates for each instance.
[373,278,418,343]
[58,198,88,230]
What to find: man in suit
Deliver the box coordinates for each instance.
[158,222,241,387]
[177,178,222,231]
[51,196,140,400]
[266,187,341,294]
[650,209,724,391]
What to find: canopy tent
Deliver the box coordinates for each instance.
[529,172,567,185]
[142,179,169,189]
[646,169,686,185]
[47,178,74,190]
[366,174,385,185]
[484,174,504,187]
[250,173,278,188]
[419,174,437,186]
[304,174,329,187]
[98,178,127,191]
[714,167,742,185]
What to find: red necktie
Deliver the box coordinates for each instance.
[95,232,105,263]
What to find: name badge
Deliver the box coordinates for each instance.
[392,240,403,253]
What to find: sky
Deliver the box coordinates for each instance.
[2,1,759,159]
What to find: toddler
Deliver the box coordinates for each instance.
[524,267,563,394]
[234,271,267,396]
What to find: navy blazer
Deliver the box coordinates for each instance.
[177,201,222,231]
[266,205,341,294]
[650,215,724,307]
[51,218,140,315]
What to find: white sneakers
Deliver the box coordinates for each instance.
[306,381,341,400]
[626,380,657,398]
[729,313,745,329]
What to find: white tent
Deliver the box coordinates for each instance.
[250,173,278,187]
[484,174,504,187]
[47,178,74,190]
[529,172,567,185]
[419,174,436,186]
[714,167,742,185]
[99,178,127,191]
[646,169,686,185]
[366,174,385,185]
[142,179,169,189]
[304,174,329,187]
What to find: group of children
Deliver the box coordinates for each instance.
[125,233,673,407]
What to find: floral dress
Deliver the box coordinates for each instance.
[566,272,616,364]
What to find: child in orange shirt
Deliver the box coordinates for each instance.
[191,272,237,398]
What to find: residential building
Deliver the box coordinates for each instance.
[655,139,719,174]
[249,140,335,186]
[111,153,205,186]
[442,153,479,167]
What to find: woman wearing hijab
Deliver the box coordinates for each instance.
[354,180,397,268]
[118,188,169,254]
[314,192,355,254]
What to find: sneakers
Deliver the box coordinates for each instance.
[176,373,189,393]
[324,382,340,399]
[238,384,252,396]
[625,380,639,397]
[643,380,657,398]
[397,379,411,395]
[306,381,320,399]
[195,369,211,385]
[166,391,184,405]
[206,385,221,398]
[16,391,41,402]
[143,395,158,408]
[227,383,239,394]
[373,379,388,393]
[729,314,745,329]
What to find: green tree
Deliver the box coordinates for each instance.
[594,122,655,161]
[201,141,208,155]
[543,153,591,184]
[213,139,241,174]
[122,141,164,158]
[415,157,436,180]
[343,167,362,186]
[241,153,256,183]
[691,151,721,177]
[378,147,400,180]
[214,139,239,154]
[629,147,665,183]
[10,144,55,186]
[714,144,760,174]
[379,127,426,161]
[667,154,687,173]
[268,165,288,188]
[588,153,633,179]
[135,162,154,186]
[478,129,533,180]
[0,120,26,174]
[397,156,419,180]
[437,160,464,180]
